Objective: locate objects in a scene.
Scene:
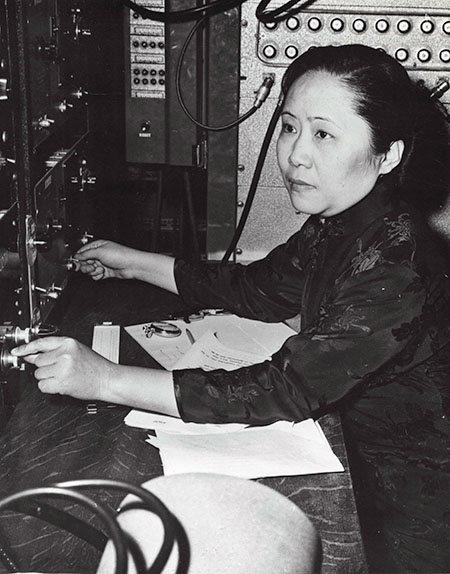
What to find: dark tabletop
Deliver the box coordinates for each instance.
[0,276,368,573]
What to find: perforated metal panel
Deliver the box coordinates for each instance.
[236,0,450,262]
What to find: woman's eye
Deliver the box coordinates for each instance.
[316,130,331,140]
[281,122,296,134]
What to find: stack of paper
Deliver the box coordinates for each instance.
[125,313,295,370]
[124,412,344,479]
[124,314,344,479]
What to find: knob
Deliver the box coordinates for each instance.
[80,232,94,245]
[58,100,74,113]
[38,116,55,129]
[34,285,62,300]
[0,347,22,372]
[32,239,49,247]
[0,78,8,100]
[0,325,31,345]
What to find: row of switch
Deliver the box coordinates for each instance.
[131,39,164,50]
[261,42,450,64]
[133,67,165,76]
[133,77,165,86]
[263,16,450,35]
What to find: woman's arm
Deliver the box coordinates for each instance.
[173,262,433,425]
[75,240,178,294]
[11,337,180,417]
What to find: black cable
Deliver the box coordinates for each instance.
[9,498,107,550]
[221,92,284,264]
[255,0,318,23]
[175,17,274,132]
[0,486,128,574]
[0,479,179,574]
[56,479,177,574]
[123,0,244,23]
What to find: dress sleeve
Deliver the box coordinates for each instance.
[173,261,427,425]
[173,229,310,322]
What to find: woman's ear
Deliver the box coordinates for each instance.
[379,140,405,175]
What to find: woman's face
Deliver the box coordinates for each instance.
[277,71,389,217]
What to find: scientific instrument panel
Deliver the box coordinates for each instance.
[0,0,96,420]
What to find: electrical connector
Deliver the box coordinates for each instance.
[253,75,275,108]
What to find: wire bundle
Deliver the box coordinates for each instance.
[0,478,180,574]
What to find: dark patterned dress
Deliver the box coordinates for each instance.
[172,182,450,573]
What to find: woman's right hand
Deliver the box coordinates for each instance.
[74,239,137,281]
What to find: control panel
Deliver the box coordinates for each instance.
[0,0,97,421]
[258,13,450,73]
[235,0,450,262]
[124,0,201,166]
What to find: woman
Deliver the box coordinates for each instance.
[12,45,450,572]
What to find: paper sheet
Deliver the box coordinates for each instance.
[145,419,344,479]
[124,314,295,370]
[124,410,247,434]
[172,330,268,371]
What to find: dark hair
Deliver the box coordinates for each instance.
[281,44,450,212]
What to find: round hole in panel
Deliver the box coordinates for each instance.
[330,18,345,33]
[286,17,300,31]
[262,44,277,59]
[307,17,322,32]
[443,21,450,35]
[420,20,434,34]
[395,48,409,62]
[264,21,278,30]
[375,18,389,33]
[352,18,367,33]
[397,19,412,34]
[417,48,432,63]
[285,45,299,59]
[440,49,450,64]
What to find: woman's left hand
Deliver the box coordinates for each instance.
[11,336,119,401]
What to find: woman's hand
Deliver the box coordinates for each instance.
[74,239,178,294]
[11,336,118,401]
[12,336,180,416]
[75,240,138,281]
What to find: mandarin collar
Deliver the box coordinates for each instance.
[312,180,395,237]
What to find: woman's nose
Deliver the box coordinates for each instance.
[288,136,312,168]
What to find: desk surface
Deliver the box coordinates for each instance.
[0,276,367,573]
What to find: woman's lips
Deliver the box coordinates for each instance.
[289,178,315,190]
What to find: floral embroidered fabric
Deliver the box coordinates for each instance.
[173,183,450,572]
